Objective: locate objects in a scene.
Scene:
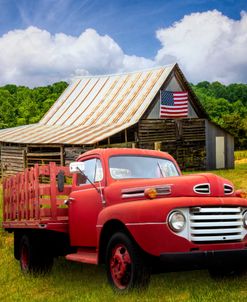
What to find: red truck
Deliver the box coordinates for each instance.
[2,148,247,291]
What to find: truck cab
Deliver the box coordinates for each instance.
[68,148,180,247]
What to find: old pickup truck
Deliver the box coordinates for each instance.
[2,148,247,291]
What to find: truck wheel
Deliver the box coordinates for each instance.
[106,232,150,292]
[20,234,53,274]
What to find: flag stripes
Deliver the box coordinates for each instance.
[160,91,188,118]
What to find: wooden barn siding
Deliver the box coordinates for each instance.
[0,144,66,178]
[1,145,26,177]
[138,119,206,170]
[26,145,63,167]
[64,146,95,166]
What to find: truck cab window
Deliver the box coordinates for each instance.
[77,158,103,186]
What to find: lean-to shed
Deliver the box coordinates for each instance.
[0,63,234,177]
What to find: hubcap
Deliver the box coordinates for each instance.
[110,244,131,289]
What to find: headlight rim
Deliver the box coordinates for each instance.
[168,210,186,233]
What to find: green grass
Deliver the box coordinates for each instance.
[185,161,247,191]
[1,162,247,302]
[235,150,247,161]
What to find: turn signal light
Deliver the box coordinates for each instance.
[235,190,247,199]
[144,188,157,199]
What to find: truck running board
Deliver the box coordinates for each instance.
[65,248,98,265]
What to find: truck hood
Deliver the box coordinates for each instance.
[104,173,234,205]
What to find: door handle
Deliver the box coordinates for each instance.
[64,197,75,205]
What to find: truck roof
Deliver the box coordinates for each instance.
[77,148,175,162]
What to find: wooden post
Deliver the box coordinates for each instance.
[7,178,10,220]
[50,162,57,220]
[125,129,128,143]
[23,148,27,169]
[24,169,29,220]
[34,164,40,220]
[3,179,7,221]
[20,173,24,220]
[29,168,34,219]
[16,173,20,221]
[60,146,64,166]
[154,141,161,151]
[9,177,13,220]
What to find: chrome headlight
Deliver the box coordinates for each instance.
[243,211,247,229]
[168,211,186,232]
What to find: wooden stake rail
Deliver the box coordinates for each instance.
[3,162,72,225]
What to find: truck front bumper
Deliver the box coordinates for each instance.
[159,248,247,270]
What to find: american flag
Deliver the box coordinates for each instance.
[160,91,188,118]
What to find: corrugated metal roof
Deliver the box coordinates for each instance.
[0,64,176,145]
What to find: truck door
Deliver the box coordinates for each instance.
[68,157,104,247]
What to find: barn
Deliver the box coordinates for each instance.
[0,63,234,177]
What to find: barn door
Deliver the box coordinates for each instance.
[216,136,225,169]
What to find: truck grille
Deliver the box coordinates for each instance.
[190,207,243,243]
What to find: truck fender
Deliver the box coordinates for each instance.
[96,201,170,261]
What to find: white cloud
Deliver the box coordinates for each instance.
[0,10,247,86]
[155,10,247,83]
[0,26,153,86]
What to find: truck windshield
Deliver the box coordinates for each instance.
[109,156,179,179]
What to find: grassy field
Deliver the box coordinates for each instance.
[235,150,247,161]
[185,161,247,191]
[1,162,247,302]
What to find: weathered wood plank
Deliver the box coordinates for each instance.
[138,118,206,170]
[27,152,62,157]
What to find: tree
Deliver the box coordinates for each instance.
[193,82,247,149]
[0,81,68,129]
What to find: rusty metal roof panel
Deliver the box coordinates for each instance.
[0,123,133,145]
[40,64,175,127]
[0,64,176,145]
[40,79,82,125]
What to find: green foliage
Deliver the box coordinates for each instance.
[192,82,247,149]
[0,82,68,128]
[0,90,17,128]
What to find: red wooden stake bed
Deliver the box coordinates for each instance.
[3,162,71,232]
[2,148,247,292]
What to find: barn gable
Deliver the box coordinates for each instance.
[0,63,234,176]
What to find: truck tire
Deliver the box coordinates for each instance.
[19,234,53,274]
[14,231,21,260]
[106,232,150,292]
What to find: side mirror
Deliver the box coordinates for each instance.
[57,170,65,192]
[69,162,85,173]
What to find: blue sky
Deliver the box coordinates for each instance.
[0,0,247,86]
[1,0,246,57]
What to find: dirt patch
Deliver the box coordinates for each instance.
[235,159,247,164]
